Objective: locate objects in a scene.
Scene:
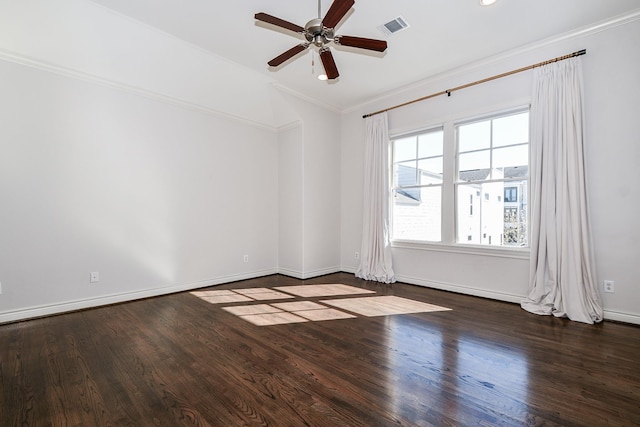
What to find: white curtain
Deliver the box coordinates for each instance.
[521,57,603,324]
[355,112,396,284]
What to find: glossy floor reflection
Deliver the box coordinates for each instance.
[3,273,639,426]
[385,315,529,425]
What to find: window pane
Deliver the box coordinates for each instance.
[394,161,417,187]
[503,180,528,246]
[394,136,416,162]
[393,186,442,241]
[418,158,443,183]
[493,112,529,147]
[456,180,528,246]
[458,121,490,152]
[493,145,529,170]
[418,131,443,157]
[458,150,490,180]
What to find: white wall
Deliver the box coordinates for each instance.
[276,93,342,279]
[0,58,279,322]
[278,124,304,276]
[584,18,640,324]
[0,0,345,322]
[341,17,640,323]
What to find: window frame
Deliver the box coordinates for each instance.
[454,108,530,247]
[389,106,530,259]
[389,126,445,243]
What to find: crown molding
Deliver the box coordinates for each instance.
[271,82,342,115]
[344,8,640,115]
[3,6,638,125]
[0,47,279,132]
[277,120,303,133]
[87,0,343,120]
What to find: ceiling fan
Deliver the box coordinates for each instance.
[255,0,387,80]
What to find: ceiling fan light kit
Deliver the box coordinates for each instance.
[255,0,388,81]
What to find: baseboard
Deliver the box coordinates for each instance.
[277,268,305,279]
[340,266,357,274]
[6,269,636,326]
[278,266,341,280]
[394,274,525,304]
[384,273,640,326]
[603,309,640,325]
[0,269,277,324]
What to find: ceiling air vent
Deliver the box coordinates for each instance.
[378,16,409,36]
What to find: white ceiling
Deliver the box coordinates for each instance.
[88,0,639,111]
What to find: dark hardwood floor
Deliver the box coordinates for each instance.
[2,272,639,426]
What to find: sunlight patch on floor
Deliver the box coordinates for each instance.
[240,312,309,326]
[232,288,294,301]
[274,284,375,298]
[322,295,452,317]
[222,304,283,316]
[191,284,451,326]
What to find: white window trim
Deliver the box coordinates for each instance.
[391,239,530,260]
[389,105,531,257]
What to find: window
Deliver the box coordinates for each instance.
[456,111,529,247]
[391,128,444,241]
[390,108,529,249]
[504,187,517,202]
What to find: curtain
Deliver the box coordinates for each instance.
[521,57,603,324]
[355,112,396,284]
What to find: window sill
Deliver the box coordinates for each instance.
[391,240,530,260]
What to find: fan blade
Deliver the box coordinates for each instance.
[320,49,340,80]
[255,12,304,33]
[322,0,355,29]
[335,35,387,52]
[268,44,308,67]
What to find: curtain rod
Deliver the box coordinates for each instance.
[362,49,586,119]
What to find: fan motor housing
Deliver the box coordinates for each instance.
[305,18,334,46]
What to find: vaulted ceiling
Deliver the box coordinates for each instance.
[88,0,639,111]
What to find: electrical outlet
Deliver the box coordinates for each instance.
[355,252,360,260]
[243,255,249,263]
[603,280,615,293]
[90,272,100,283]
